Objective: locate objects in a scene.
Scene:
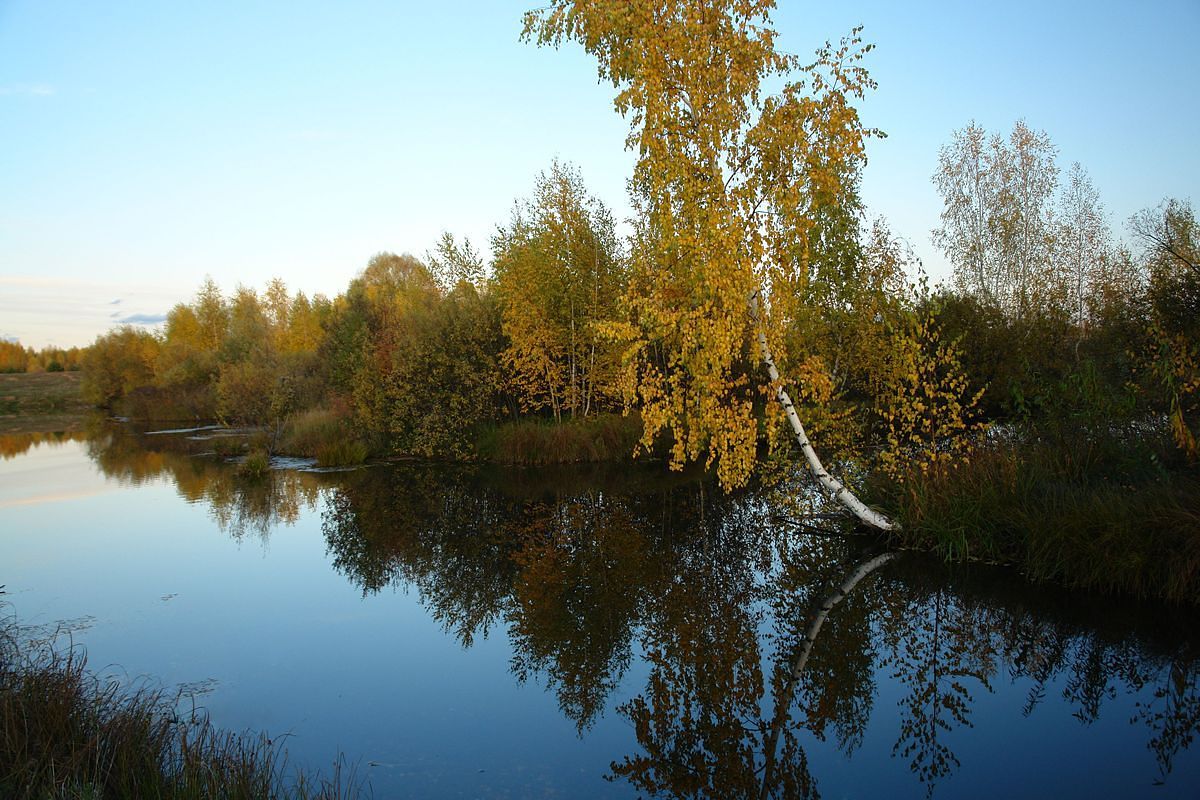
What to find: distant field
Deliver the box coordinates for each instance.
[0,372,93,434]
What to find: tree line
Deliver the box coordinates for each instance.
[0,341,84,373]
[80,0,1197,535]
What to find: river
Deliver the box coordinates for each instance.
[2,423,1197,797]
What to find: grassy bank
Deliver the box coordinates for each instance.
[879,430,1200,603]
[0,610,361,799]
[0,372,91,434]
[475,413,645,465]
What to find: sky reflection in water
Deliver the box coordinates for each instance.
[1,427,1198,798]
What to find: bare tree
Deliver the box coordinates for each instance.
[1053,162,1111,331]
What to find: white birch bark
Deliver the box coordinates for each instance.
[749,292,896,531]
[760,551,898,798]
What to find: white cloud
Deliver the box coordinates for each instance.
[118,313,168,325]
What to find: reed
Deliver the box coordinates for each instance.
[475,413,644,465]
[279,407,370,467]
[881,429,1200,603]
[238,449,272,479]
[0,611,362,799]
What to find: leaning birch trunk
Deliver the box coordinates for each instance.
[760,551,898,798]
[749,291,896,531]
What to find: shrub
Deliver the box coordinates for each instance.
[239,450,271,479]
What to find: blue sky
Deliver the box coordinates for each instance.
[2,0,1197,348]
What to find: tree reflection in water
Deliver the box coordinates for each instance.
[73,427,1200,797]
[83,423,323,542]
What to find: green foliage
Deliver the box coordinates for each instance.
[1139,199,1200,459]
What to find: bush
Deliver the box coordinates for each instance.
[239,450,271,479]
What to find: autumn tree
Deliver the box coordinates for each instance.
[322,251,503,456]
[426,231,486,294]
[932,120,1059,318]
[80,327,161,407]
[1136,199,1200,458]
[0,341,30,373]
[524,1,893,528]
[492,161,626,421]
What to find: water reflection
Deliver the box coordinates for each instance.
[42,427,1200,795]
[0,429,88,460]
[83,424,324,542]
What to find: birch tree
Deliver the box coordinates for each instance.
[492,161,626,421]
[1052,162,1110,331]
[524,0,894,529]
[933,121,1058,318]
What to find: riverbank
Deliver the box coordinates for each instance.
[877,429,1200,604]
[264,408,646,468]
[0,606,361,800]
[0,372,91,434]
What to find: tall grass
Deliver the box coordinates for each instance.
[881,429,1200,603]
[0,612,363,800]
[475,413,644,465]
[278,407,370,467]
[238,449,272,479]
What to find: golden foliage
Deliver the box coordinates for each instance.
[875,311,985,483]
[525,1,879,489]
[1150,325,1200,460]
[493,162,626,421]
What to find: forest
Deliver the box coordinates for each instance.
[75,2,1198,601]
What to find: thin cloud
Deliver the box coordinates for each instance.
[0,83,55,97]
[109,299,122,305]
[118,313,168,325]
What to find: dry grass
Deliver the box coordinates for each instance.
[0,372,91,434]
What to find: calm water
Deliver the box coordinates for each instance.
[2,425,1198,798]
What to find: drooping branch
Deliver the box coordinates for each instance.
[749,291,896,531]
